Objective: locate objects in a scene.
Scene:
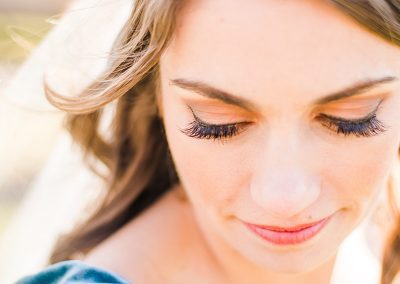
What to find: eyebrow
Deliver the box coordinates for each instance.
[169,76,398,111]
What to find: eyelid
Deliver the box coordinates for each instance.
[185,104,251,126]
[316,98,384,122]
[183,100,253,121]
[182,98,388,140]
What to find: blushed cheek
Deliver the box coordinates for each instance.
[324,137,399,213]
[163,124,244,212]
[166,131,251,213]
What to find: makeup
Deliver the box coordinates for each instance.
[243,216,332,245]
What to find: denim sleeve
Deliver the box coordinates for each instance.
[14,260,131,284]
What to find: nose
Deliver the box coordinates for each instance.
[250,169,321,219]
[250,126,321,219]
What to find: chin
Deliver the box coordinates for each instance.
[261,256,327,274]
[232,235,340,275]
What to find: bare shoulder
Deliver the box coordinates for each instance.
[82,185,207,283]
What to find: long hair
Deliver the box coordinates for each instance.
[46,1,400,283]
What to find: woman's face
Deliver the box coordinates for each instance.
[158,0,400,274]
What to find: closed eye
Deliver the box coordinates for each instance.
[315,112,387,137]
[179,105,251,142]
[179,103,388,142]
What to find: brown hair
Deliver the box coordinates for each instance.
[47,1,400,283]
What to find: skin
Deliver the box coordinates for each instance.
[85,0,400,283]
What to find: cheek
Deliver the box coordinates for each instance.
[320,135,399,211]
[165,126,250,211]
[315,99,400,204]
[161,99,250,214]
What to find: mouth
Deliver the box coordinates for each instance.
[242,216,332,246]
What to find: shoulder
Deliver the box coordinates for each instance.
[15,260,131,284]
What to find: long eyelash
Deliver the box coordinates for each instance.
[179,105,247,141]
[180,120,244,140]
[180,104,388,141]
[316,113,388,137]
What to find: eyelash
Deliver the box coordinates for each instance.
[315,112,387,137]
[180,105,388,141]
[179,106,250,141]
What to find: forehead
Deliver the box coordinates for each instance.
[161,0,400,107]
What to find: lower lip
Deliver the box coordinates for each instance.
[243,217,331,245]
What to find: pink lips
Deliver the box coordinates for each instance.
[243,216,331,245]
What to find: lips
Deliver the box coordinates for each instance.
[243,216,332,245]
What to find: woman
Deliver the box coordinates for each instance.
[15,0,400,283]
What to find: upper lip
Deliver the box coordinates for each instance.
[244,217,330,232]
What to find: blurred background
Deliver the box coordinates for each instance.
[0,0,67,238]
[0,0,131,282]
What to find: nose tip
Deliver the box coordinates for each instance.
[250,172,321,219]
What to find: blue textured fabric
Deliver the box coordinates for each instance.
[14,260,131,284]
